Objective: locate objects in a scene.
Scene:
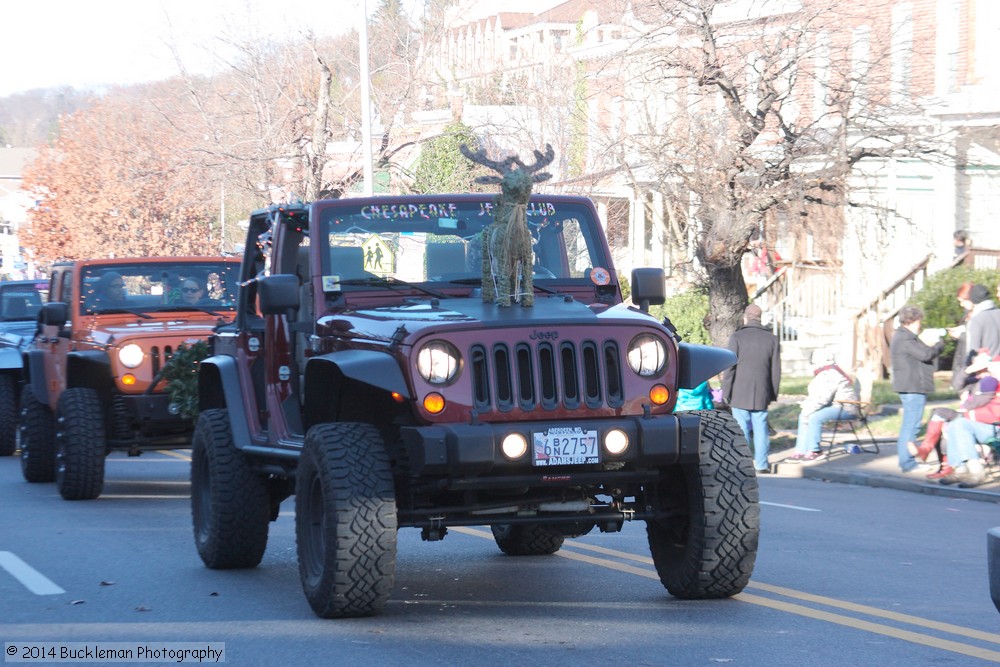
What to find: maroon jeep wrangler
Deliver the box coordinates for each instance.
[192,195,759,618]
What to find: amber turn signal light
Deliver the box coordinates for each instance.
[649,384,669,405]
[121,374,137,386]
[422,392,446,414]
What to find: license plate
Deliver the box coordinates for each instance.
[532,427,599,466]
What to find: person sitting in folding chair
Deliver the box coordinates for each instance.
[786,350,860,462]
[937,355,1000,488]
[917,374,998,478]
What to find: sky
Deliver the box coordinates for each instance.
[0,0,571,98]
[0,0,379,97]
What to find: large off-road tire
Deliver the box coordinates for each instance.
[295,422,397,619]
[645,409,759,599]
[55,388,107,500]
[191,409,270,568]
[0,374,17,456]
[490,524,565,555]
[20,384,56,483]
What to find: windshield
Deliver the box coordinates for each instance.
[0,282,46,321]
[314,199,608,292]
[79,261,240,315]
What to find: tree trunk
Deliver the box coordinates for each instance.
[705,263,749,347]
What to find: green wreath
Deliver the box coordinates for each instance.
[161,341,210,419]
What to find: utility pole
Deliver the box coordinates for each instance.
[219,182,226,254]
[359,0,374,196]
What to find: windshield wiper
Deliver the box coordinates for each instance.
[445,276,558,295]
[338,277,450,299]
[85,307,153,319]
[153,305,228,317]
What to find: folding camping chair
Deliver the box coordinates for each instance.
[819,367,880,459]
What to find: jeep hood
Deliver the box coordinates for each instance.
[84,321,221,346]
[317,295,660,342]
[0,321,39,348]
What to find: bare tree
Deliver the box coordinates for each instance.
[597,0,949,344]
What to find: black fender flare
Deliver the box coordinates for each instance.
[677,343,737,390]
[25,349,49,406]
[66,350,115,400]
[304,349,410,425]
[198,355,252,449]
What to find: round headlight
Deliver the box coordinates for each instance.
[627,334,666,376]
[416,340,461,385]
[118,343,145,369]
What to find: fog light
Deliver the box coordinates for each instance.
[121,374,136,386]
[604,428,629,455]
[167,403,180,415]
[501,433,528,460]
[423,392,445,414]
[649,384,670,405]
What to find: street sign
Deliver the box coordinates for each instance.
[362,234,393,276]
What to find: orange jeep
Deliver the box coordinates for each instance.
[20,257,240,499]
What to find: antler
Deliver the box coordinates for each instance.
[460,143,556,183]
[510,144,555,182]
[459,144,518,183]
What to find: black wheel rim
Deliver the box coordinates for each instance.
[301,473,326,588]
[193,449,211,543]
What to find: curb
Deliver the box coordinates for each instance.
[797,466,1000,503]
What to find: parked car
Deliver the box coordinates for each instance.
[0,279,48,456]
[19,257,240,499]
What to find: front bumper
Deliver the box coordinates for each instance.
[399,412,702,477]
[108,393,193,448]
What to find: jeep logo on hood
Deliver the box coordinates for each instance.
[529,330,559,341]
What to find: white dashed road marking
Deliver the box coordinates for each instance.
[0,551,65,595]
[761,501,822,512]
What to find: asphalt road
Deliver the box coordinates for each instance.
[2,451,999,666]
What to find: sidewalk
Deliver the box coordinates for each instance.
[766,437,1000,503]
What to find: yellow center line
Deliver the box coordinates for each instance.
[544,536,1000,645]
[739,593,1000,663]
[450,526,1000,661]
[156,450,191,461]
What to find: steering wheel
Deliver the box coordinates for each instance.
[532,266,556,279]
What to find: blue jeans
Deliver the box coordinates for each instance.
[944,418,995,467]
[896,393,927,471]
[795,405,856,454]
[731,407,770,471]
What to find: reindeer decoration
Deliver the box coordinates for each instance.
[459,143,555,307]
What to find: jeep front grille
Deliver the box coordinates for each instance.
[471,340,623,413]
[149,345,175,377]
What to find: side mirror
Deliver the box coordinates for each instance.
[258,274,300,316]
[40,302,68,328]
[631,267,666,313]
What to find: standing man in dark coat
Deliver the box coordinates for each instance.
[722,304,781,474]
[890,304,945,473]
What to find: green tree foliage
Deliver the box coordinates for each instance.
[911,266,1000,329]
[409,122,488,194]
[161,341,211,419]
[652,287,711,346]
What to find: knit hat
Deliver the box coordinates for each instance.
[744,304,762,320]
[978,375,999,394]
[969,284,990,304]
